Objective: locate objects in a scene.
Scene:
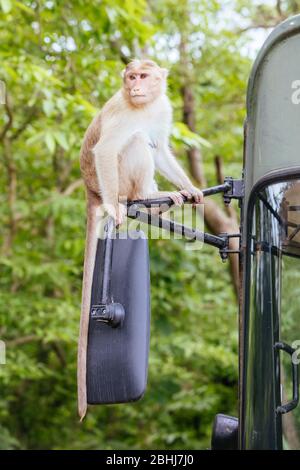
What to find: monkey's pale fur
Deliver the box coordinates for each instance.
[78,59,203,419]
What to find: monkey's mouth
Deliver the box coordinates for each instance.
[131,94,146,98]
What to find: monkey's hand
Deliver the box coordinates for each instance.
[104,202,127,226]
[180,187,204,206]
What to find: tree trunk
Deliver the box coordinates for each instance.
[179,44,240,295]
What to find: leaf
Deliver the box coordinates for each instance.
[2,64,18,80]
[76,97,98,115]
[54,131,69,151]
[45,132,56,154]
[26,131,45,146]
[172,122,212,149]
[56,98,67,114]
[15,1,34,15]
[0,0,12,14]
[42,100,54,117]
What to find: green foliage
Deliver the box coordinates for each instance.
[0,0,291,450]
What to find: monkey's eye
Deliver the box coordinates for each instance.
[129,75,136,80]
[140,73,148,79]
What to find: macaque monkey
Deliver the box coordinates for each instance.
[78,59,203,420]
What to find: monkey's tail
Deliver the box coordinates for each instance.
[77,188,101,421]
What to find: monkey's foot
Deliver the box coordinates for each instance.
[116,203,127,226]
[103,202,127,226]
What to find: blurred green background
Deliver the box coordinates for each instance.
[0,0,299,450]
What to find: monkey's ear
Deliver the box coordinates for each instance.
[161,68,169,79]
[121,69,126,79]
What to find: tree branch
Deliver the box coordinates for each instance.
[11,106,38,141]
[62,178,84,196]
[1,137,18,254]
[7,335,39,347]
[179,32,240,296]
[0,93,13,141]
[51,342,67,366]
[237,23,279,33]
[109,39,131,64]
[276,0,283,16]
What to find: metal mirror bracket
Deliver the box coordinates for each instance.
[90,217,125,328]
[275,342,299,415]
[127,178,243,261]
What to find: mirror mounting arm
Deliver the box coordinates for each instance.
[223,177,245,206]
[126,177,244,262]
[219,233,242,262]
[126,178,244,209]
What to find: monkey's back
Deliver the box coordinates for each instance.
[80,112,102,197]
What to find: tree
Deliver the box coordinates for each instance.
[2,0,295,450]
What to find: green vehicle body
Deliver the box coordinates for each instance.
[239,14,300,450]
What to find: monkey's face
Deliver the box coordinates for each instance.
[123,65,167,106]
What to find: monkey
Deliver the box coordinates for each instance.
[77,59,204,420]
[80,59,204,223]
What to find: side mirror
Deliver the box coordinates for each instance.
[86,229,151,404]
[211,414,238,450]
